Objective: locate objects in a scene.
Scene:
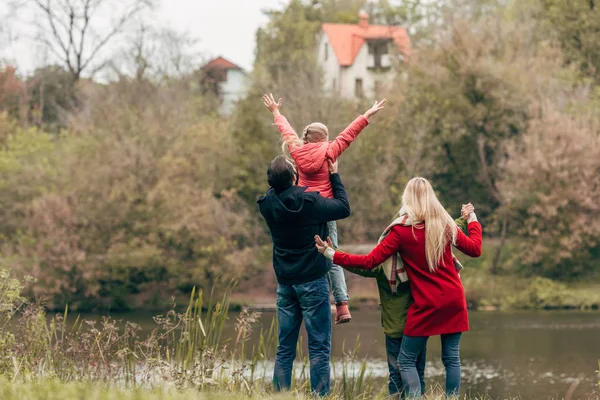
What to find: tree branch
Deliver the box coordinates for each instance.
[77,0,93,74]
[66,0,77,66]
[79,2,147,73]
[34,0,74,74]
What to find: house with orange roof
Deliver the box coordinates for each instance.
[318,11,410,99]
[200,56,249,115]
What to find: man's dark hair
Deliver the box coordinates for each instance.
[268,155,297,193]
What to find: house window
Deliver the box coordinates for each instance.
[355,78,363,98]
[324,43,328,61]
[332,78,336,91]
[374,80,382,97]
[368,40,390,68]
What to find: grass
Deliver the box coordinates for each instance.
[0,379,352,400]
[0,273,386,399]
[1,268,599,400]
[0,379,546,400]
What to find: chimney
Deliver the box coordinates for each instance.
[359,11,369,29]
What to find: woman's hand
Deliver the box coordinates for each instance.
[315,235,334,254]
[461,203,475,220]
[263,93,282,116]
[363,98,387,119]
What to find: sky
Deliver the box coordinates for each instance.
[155,0,284,70]
[0,0,285,74]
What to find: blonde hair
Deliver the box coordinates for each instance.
[400,177,457,272]
[281,122,329,155]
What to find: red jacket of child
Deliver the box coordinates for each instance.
[275,114,369,199]
[333,221,483,337]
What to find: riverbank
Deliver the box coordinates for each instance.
[230,240,600,313]
[20,240,600,314]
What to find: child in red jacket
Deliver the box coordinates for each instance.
[263,93,386,324]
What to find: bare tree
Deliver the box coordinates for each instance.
[108,24,199,82]
[29,0,154,81]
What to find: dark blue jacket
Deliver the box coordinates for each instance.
[257,173,351,285]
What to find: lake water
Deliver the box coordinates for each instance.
[72,310,600,399]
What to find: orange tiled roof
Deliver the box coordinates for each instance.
[202,56,243,70]
[321,22,411,66]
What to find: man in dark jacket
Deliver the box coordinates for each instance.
[257,155,351,396]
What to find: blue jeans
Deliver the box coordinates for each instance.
[326,220,348,303]
[386,335,427,398]
[273,275,332,396]
[399,333,462,398]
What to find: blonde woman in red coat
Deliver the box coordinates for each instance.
[315,177,482,398]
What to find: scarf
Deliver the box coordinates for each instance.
[378,213,464,294]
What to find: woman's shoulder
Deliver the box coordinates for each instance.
[386,224,417,240]
[389,223,423,233]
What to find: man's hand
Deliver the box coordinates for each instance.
[461,203,475,220]
[315,235,334,254]
[363,98,387,119]
[328,160,338,175]
[263,93,282,116]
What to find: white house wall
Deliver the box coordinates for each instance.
[317,31,396,100]
[338,43,395,99]
[220,69,249,115]
[317,33,343,95]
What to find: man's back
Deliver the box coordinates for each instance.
[257,173,350,285]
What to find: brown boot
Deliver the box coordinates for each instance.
[335,301,352,324]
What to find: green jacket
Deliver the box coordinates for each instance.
[345,217,467,338]
[346,266,412,339]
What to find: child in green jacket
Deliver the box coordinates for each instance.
[344,266,425,398]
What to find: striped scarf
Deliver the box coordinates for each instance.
[379,213,464,294]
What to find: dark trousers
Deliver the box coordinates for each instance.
[273,275,332,396]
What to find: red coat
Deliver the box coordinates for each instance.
[333,222,482,337]
[274,114,369,198]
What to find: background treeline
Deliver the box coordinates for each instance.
[0,0,598,310]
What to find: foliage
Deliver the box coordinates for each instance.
[533,0,600,80]
[500,102,600,279]
[0,0,599,306]
[26,65,77,129]
[0,64,29,123]
[0,78,264,310]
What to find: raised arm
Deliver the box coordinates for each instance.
[326,98,386,161]
[263,93,302,151]
[454,203,482,257]
[315,225,403,270]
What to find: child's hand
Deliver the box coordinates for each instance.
[461,203,475,220]
[263,93,282,115]
[363,98,387,119]
[314,235,334,254]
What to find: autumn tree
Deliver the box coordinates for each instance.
[500,102,600,279]
[0,64,29,123]
[109,25,199,82]
[26,65,77,128]
[534,0,600,80]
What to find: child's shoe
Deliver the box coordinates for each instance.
[335,301,352,324]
